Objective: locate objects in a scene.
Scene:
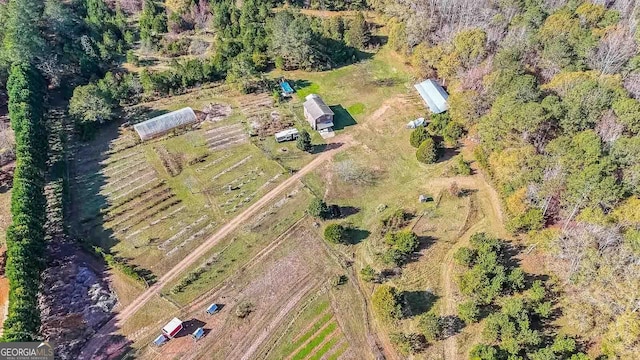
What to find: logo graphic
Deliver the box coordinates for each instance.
[0,342,54,360]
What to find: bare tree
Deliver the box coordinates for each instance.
[333,160,378,186]
[191,0,212,30]
[595,110,624,145]
[588,24,637,74]
[118,0,142,14]
[624,73,640,100]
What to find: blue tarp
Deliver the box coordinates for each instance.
[280,81,294,95]
[192,327,205,340]
[206,303,219,314]
[414,79,449,114]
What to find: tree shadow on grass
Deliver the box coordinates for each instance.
[402,290,439,318]
[441,315,466,338]
[330,105,357,130]
[335,205,360,219]
[290,79,312,91]
[310,143,328,154]
[346,227,370,245]
[438,147,460,163]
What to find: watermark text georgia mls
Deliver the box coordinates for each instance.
[0,342,54,360]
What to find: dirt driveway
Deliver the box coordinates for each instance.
[79,136,353,360]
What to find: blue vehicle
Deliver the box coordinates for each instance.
[192,327,205,341]
[206,303,219,315]
[153,334,167,347]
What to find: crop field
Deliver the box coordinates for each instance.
[260,295,350,360]
[70,100,290,285]
[130,221,373,360]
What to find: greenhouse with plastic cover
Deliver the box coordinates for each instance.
[133,107,198,141]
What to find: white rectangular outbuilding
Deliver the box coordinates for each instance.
[134,107,198,141]
[414,79,449,114]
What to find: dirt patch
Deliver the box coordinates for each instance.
[202,103,232,122]
[154,146,183,177]
[135,225,332,360]
[250,111,294,138]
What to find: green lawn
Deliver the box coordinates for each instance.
[274,48,416,133]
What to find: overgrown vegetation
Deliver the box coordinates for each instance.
[378,0,640,355]
[324,223,348,244]
[455,233,588,358]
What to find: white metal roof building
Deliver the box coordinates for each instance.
[414,80,449,114]
[303,94,334,131]
[134,107,198,141]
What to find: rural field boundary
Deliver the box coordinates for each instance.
[78,139,350,360]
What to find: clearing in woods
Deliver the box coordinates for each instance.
[297,65,509,359]
[74,32,508,360]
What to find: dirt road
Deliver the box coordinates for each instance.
[431,168,507,360]
[79,139,351,360]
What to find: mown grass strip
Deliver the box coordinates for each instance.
[308,336,340,360]
[291,322,337,360]
[326,342,349,360]
[288,312,333,352]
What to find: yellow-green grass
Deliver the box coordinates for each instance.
[326,342,349,360]
[259,292,333,359]
[273,47,417,133]
[282,313,333,358]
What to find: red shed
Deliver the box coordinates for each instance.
[162,317,183,339]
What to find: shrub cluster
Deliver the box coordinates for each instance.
[382,230,419,267]
[454,233,525,311]
[324,223,348,244]
[372,284,402,321]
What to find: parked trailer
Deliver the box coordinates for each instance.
[275,128,300,143]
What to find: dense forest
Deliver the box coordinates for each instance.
[375,0,640,357]
[0,0,638,358]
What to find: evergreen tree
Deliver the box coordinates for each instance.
[2,0,46,63]
[296,129,312,152]
[345,12,369,49]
